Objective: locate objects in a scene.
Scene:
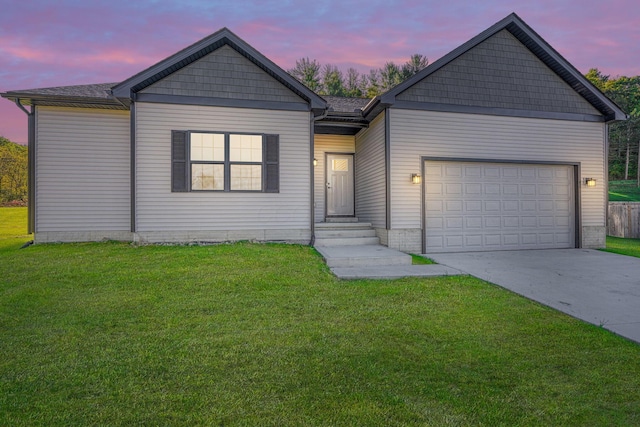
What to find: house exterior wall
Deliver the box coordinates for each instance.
[141,45,305,105]
[34,106,131,242]
[389,108,606,252]
[397,30,599,116]
[134,102,311,243]
[313,134,355,222]
[355,112,387,232]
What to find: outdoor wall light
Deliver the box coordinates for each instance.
[585,178,596,187]
[313,158,318,167]
[411,173,422,184]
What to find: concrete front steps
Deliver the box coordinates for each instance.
[314,221,380,246]
[313,220,461,279]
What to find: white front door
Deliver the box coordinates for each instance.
[326,153,354,217]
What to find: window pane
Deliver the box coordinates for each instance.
[191,133,224,161]
[192,164,224,190]
[332,159,349,171]
[230,134,262,162]
[230,165,262,191]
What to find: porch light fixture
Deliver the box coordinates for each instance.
[313,158,318,167]
[585,178,596,187]
[411,173,422,184]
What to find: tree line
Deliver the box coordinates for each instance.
[585,69,640,183]
[287,54,429,98]
[0,136,27,204]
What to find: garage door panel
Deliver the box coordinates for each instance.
[446,183,462,194]
[503,184,519,194]
[445,165,462,177]
[466,201,482,211]
[502,200,518,211]
[465,235,483,247]
[539,184,553,195]
[425,161,575,253]
[426,183,443,194]
[446,201,462,212]
[465,183,482,194]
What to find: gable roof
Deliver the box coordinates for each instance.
[364,13,626,122]
[111,27,326,112]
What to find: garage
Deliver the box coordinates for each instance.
[424,161,575,253]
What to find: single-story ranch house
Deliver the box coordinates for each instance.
[2,13,626,253]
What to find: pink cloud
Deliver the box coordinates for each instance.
[0,43,57,63]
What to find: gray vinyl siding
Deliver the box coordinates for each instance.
[35,107,130,231]
[397,30,599,116]
[355,112,386,228]
[314,134,355,222]
[141,45,305,104]
[390,109,605,231]
[135,102,310,233]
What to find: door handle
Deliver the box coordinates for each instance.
[326,182,331,189]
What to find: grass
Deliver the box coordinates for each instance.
[1,208,640,425]
[604,235,640,258]
[609,179,640,201]
[410,253,435,265]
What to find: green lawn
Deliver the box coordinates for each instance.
[1,208,639,425]
[609,179,640,201]
[605,235,640,258]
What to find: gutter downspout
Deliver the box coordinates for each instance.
[604,123,609,242]
[309,108,330,246]
[107,89,136,236]
[14,99,35,235]
[130,93,136,235]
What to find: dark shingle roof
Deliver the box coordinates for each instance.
[5,83,117,99]
[324,96,371,113]
[2,83,371,118]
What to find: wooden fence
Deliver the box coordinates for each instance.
[608,202,640,238]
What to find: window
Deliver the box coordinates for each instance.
[171,131,279,193]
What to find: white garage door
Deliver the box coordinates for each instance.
[424,161,575,253]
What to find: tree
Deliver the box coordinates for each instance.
[288,57,321,92]
[380,62,403,91]
[586,69,640,183]
[0,137,28,203]
[288,53,428,98]
[401,54,429,80]
[320,64,345,96]
[362,69,381,98]
[344,68,363,98]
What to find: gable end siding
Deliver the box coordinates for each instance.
[397,30,599,116]
[140,45,305,104]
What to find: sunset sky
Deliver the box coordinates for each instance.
[1,0,639,144]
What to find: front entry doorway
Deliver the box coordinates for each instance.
[326,153,354,217]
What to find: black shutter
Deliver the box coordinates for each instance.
[264,134,279,193]
[171,130,189,192]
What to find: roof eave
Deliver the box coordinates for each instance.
[1,92,128,110]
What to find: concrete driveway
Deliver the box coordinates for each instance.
[428,249,640,344]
